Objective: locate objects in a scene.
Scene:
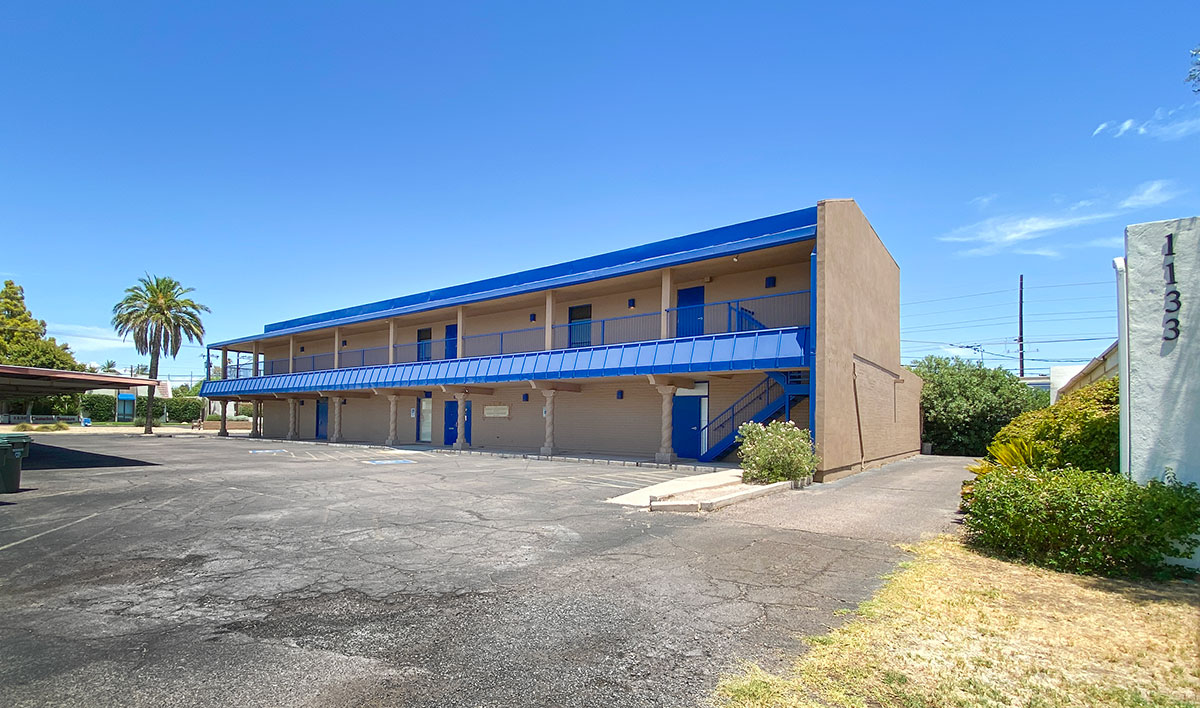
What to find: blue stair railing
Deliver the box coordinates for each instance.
[698,376,786,462]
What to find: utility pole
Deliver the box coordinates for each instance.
[1017,274,1025,377]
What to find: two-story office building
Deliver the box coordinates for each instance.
[200,199,922,479]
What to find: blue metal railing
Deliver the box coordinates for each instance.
[463,326,544,357]
[551,311,661,349]
[394,337,454,364]
[337,346,390,369]
[699,376,784,457]
[211,290,809,379]
[667,290,808,337]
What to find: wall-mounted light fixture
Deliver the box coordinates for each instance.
[341,340,347,347]
[530,313,537,322]
[732,255,739,262]
[522,393,529,402]
[616,390,624,399]
[299,346,305,352]
[765,276,777,289]
[627,298,636,309]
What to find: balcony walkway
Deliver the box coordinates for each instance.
[200,326,809,397]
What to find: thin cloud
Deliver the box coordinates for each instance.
[1092,103,1200,141]
[940,211,1115,257]
[46,323,137,353]
[1120,180,1182,209]
[968,193,998,209]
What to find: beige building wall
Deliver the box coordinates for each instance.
[1057,342,1118,399]
[262,400,289,438]
[813,199,921,480]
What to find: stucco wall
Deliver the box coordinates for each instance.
[813,200,921,479]
[1124,217,1198,489]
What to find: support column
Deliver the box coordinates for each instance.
[249,343,261,438]
[386,394,400,446]
[329,397,343,443]
[655,384,677,463]
[660,268,673,338]
[218,399,229,437]
[286,399,299,440]
[544,290,555,350]
[288,335,295,373]
[454,392,467,450]
[456,306,465,359]
[540,389,556,456]
[333,327,341,369]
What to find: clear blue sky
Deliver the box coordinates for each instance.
[2,2,1197,381]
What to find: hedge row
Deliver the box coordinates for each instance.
[80,394,205,423]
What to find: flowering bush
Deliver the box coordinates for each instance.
[736,420,820,484]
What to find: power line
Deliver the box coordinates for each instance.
[902,280,1115,308]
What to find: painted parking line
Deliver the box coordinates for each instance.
[363,459,416,465]
[249,449,289,454]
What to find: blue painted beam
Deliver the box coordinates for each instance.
[200,327,809,398]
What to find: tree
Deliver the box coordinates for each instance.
[112,275,209,434]
[101,359,119,373]
[909,355,1049,456]
[1190,46,1200,93]
[0,280,81,370]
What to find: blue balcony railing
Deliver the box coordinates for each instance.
[551,311,661,349]
[463,326,544,357]
[667,290,809,336]
[210,290,809,379]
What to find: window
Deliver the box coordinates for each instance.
[417,328,432,361]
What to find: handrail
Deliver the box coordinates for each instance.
[699,376,784,450]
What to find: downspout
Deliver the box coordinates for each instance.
[808,246,818,443]
[1112,257,1131,479]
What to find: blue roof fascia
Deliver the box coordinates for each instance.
[208,207,816,349]
[199,327,809,397]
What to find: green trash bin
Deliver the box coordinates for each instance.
[0,433,32,461]
[0,442,19,494]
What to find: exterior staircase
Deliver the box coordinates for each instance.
[697,371,809,462]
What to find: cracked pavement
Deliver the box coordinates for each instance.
[0,435,971,707]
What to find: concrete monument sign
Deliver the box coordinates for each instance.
[1119,217,1198,495]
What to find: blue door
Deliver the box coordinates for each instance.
[672,395,703,459]
[676,286,705,337]
[443,400,472,445]
[568,304,592,348]
[445,324,458,359]
[315,399,328,440]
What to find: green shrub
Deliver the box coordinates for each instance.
[164,397,204,423]
[12,423,33,432]
[205,414,222,421]
[80,393,116,422]
[736,420,820,484]
[908,355,1049,456]
[236,403,253,417]
[992,377,1119,473]
[965,466,1200,576]
[134,396,167,421]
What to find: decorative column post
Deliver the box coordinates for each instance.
[218,398,229,437]
[249,343,261,438]
[288,335,296,373]
[454,392,467,450]
[540,389,556,456]
[286,399,299,440]
[329,397,343,443]
[386,394,399,446]
[333,327,341,369]
[388,320,396,364]
[456,306,465,359]
[655,384,677,463]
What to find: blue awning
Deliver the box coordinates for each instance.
[117,393,136,400]
[200,327,809,397]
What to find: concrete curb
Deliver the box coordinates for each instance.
[428,447,732,472]
[698,480,792,511]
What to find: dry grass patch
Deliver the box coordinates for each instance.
[716,536,1200,708]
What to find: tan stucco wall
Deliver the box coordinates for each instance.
[813,200,921,479]
[1058,343,1118,398]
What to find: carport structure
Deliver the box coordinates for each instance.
[0,364,159,414]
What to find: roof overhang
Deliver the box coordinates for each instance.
[0,365,160,398]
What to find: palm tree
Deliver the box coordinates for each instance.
[112,275,210,434]
[101,359,119,373]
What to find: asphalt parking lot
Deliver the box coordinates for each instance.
[0,435,971,707]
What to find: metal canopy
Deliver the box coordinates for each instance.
[0,365,159,398]
[200,327,809,398]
